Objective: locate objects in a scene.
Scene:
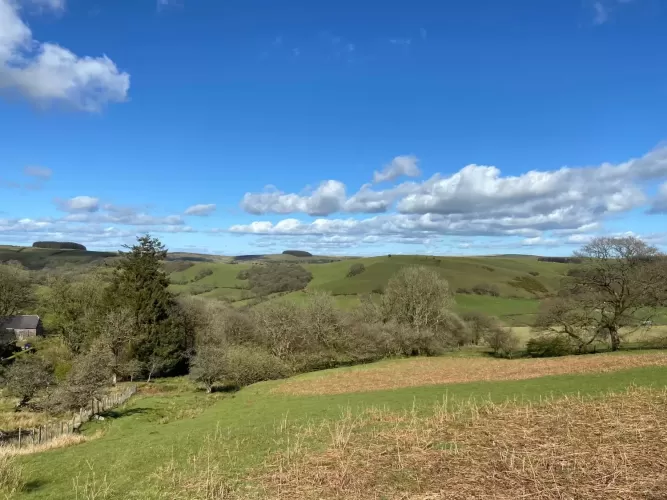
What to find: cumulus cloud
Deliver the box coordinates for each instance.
[373,155,421,183]
[23,165,52,179]
[648,182,667,214]
[55,195,100,212]
[232,146,667,250]
[184,203,216,216]
[240,146,667,220]
[0,0,130,111]
[241,180,347,216]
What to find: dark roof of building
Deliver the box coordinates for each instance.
[0,315,41,330]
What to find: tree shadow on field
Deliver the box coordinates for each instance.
[98,407,148,420]
[22,479,47,493]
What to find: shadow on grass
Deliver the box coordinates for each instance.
[99,407,148,420]
[22,479,47,493]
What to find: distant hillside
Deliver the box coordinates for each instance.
[0,245,118,270]
[0,245,226,271]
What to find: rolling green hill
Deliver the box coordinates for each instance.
[1,243,575,325]
[162,253,575,325]
[0,244,118,270]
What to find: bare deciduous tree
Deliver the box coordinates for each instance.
[462,312,500,345]
[381,266,455,330]
[533,297,601,353]
[190,345,226,393]
[97,308,136,385]
[5,355,55,409]
[562,236,667,351]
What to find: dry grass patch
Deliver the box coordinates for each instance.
[260,387,667,499]
[0,431,102,458]
[275,352,667,396]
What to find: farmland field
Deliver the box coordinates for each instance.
[13,350,667,499]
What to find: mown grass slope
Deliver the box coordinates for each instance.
[14,351,667,499]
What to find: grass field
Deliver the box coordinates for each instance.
[12,350,667,499]
[161,254,575,323]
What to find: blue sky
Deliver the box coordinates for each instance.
[1,0,666,256]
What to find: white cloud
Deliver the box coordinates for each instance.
[240,146,667,221]
[232,146,667,250]
[184,203,216,216]
[56,195,100,213]
[648,182,667,214]
[0,0,130,111]
[241,180,347,216]
[373,155,421,183]
[23,165,52,179]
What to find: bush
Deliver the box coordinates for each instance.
[236,269,250,280]
[526,335,573,358]
[221,345,289,388]
[529,271,540,276]
[483,327,520,358]
[190,345,226,393]
[346,263,366,278]
[192,268,214,282]
[462,311,500,345]
[252,301,309,358]
[456,287,471,294]
[5,355,55,408]
[472,283,500,297]
[32,241,86,250]
[189,283,217,295]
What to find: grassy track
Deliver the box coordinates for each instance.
[16,351,667,499]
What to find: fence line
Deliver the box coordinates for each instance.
[1,385,137,449]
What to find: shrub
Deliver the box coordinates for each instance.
[381,266,455,328]
[252,301,308,358]
[347,263,366,278]
[236,269,250,280]
[32,241,86,250]
[456,287,471,294]
[472,283,500,297]
[5,355,55,408]
[484,327,520,358]
[49,339,114,411]
[221,345,289,388]
[526,335,573,358]
[529,271,540,276]
[189,283,217,295]
[192,267,214,282]
[462,311,500,345]
[190,345,226,393]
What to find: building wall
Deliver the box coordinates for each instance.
[12,328,38,340]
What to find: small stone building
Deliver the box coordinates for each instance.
[0,315,43,342]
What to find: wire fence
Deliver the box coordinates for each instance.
[0,385,137,449]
